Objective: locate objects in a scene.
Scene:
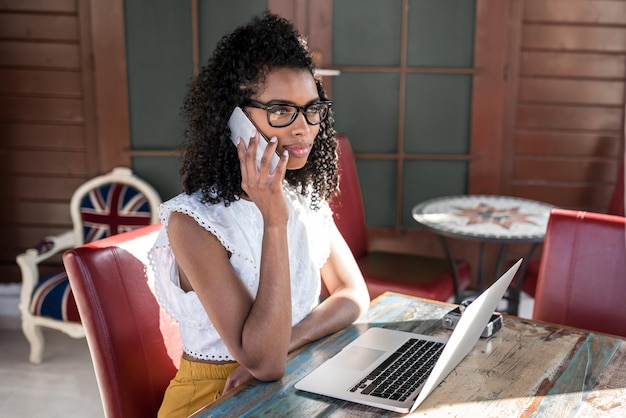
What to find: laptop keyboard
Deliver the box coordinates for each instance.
[349,338,445,402]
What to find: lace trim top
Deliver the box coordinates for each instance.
[149,185,332,361]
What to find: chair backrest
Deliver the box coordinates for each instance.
[70,167,162,246]
[532,209,626,338]
[330,134,369,258]
[608,160,624,216]
[63,223,182,418]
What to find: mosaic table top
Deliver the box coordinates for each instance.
[412,195,556,242]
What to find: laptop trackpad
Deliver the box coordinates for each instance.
[328,346,385,371]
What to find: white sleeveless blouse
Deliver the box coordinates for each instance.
[149,185,332,361]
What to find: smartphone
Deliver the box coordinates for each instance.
[228,106,280,171]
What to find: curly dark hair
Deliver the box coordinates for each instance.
[179,12,338,210]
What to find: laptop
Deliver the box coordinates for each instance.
[295,259,522,413]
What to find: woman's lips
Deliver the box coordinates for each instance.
[283,143,311,158]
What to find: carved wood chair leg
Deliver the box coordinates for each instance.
[22,319,44,364]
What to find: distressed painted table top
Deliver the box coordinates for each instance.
[191,293,626,417]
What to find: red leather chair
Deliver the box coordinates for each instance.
[330,134,470,301]
[532,209,626,338]
[63,223,182,418]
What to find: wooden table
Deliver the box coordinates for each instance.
[191,293,626,417]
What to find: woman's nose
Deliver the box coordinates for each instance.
[290,111,311,135]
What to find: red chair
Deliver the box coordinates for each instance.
[518,159,625,298]
[63,224,182,418]
[330,134,470,301]
[532,209,626,338]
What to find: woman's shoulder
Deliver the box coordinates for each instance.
[161,191,253,227]
[163,191,203,207]
[160,191,204,217]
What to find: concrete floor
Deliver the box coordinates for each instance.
[0,327,104,418]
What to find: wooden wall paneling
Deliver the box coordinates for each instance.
[467,0,512,194]
[512,184,615,212]
[518,79,624,106]
[513,159,620,183]
[0,0,76,13]
[0,41,80,68]
[521,51,626,78]
[303,0,333,99]
[269,0,334,95]
[6,150,87,176]
[523,25,626,52]
[524,0,626,24]
[0,13,78,40]
[0,0,100,283]
[1,201,72,225]
[503,0,626,212]
[76,0,99,175]
[87,0,131,171]
[5,175,84,200]
[516,106,622,131]
[0,69,82,96]
[1,123,84,149]
[500,0,524,196]
[303,0,333,68]
[0,97,84,122]
[515,132,621,157]
[4,225,71,256]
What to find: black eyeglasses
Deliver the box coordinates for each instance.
[244,99,332,128]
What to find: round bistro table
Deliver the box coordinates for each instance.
[412,195,556,314]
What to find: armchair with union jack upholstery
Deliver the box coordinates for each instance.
[16,167,162,363]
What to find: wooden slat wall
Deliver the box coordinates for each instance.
[503,0,626,212]
[0,0,96,282]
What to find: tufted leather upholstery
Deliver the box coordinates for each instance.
[330,134,470,301]
[532,209,626,338]
[63,223,181,418]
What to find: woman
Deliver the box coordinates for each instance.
[150,12,370,417]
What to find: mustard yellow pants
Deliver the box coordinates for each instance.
[158,356,239,418]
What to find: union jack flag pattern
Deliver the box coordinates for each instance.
[80,183,152,243]
[30,272,80,322]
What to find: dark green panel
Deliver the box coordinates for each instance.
[332,73,399,154]
[124,0,193,150]
[404,74,471,154]
[402,160,467,228]
[132,156,183,201]
[198,0,268,65]
[407,0,475,68]
[332,0,402,66]
[357,159,397,227]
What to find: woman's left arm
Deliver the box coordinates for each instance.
[288,221,370,352]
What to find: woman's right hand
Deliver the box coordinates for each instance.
[237,131,290,226]
[223,365,254,395]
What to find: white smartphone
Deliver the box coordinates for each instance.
[228,106,280,171]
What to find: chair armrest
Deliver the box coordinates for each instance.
[18,230,76,263]
[16,230,76,299]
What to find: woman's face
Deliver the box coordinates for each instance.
[245,68,322,170]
